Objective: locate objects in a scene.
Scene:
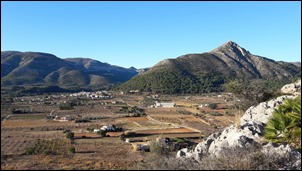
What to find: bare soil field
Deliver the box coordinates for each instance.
[2,140,140,170]
[125,116,150,122]
[134,128,198,134]
[1,92,238,170]
[2,119,74,128]
[128,132,203,141]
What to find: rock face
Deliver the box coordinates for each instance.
[281,79,301,95]
[176,94,301,169]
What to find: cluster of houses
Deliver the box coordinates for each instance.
[54,115,74,122]
[120,90,140,95]
[46,109,80,122]
[69,91,112,99]
[146,94,159,99]
[47,114,75,122]
[129,90,139,93]
[199,103,209,108]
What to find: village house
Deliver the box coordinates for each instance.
[93,128,101,133]
[129,90,139,93]
[94,124,115,132]
[199,103,209,108]
[53,115,74,122]
[89,94,99,99]
[131,142,150,152]
[101,124,115,131]
[155,101,175,108]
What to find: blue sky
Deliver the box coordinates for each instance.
[1,1,301,68]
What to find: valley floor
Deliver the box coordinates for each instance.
[1,91,239,170]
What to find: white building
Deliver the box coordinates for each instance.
[93,128,101,133]
[53,115,74,122]
[199,104,209,108]
[100,125,115,131]
[155,101,175,108]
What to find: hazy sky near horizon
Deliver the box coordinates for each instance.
[1,1,301,68]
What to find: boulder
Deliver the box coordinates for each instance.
[281,79,301,95]
[240,95,295,126]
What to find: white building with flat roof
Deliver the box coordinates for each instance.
[155,101,175,108]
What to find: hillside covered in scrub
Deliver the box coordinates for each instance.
[119,41,300,94]
[1,51,138,88]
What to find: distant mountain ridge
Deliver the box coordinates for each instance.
[2,41,300,93]
[1,51,138,87]
[119,41,301,94]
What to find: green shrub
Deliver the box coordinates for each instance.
[208,103,217,109]
[69,147,76,153]
[66,132,74,140]
[43,150,52,155]
[25,147,36,155]
[209,112,223,116]
[264,96,301,150]
[174,138,185,143]
[225,111,235,116]
[59,103,74,110]
[97,130,107,137]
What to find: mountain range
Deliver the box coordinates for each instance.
[1,51,137,88]
[118,41,301,93]
[1,41,300,93]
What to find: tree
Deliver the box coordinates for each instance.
[208,103,217,109]
[68,147,76,153]
[97,130,107,137]
[25,147,36,155]
[264,96,301,150]
[66,132,74,140]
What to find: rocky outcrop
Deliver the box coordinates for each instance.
[281,79,301,95]
[176,94,301,169]
[240,95,295,126]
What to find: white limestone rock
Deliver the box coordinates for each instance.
[176,148,194,159]
[240,95,294,126]
[176,95,299,164]
[281,79,301,95]
[176,80,301,170]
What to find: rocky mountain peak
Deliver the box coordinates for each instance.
[220,40,242,49]
[225,40,238,46]
[211,40,250,58]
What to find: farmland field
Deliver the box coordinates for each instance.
[1,91,238,170]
